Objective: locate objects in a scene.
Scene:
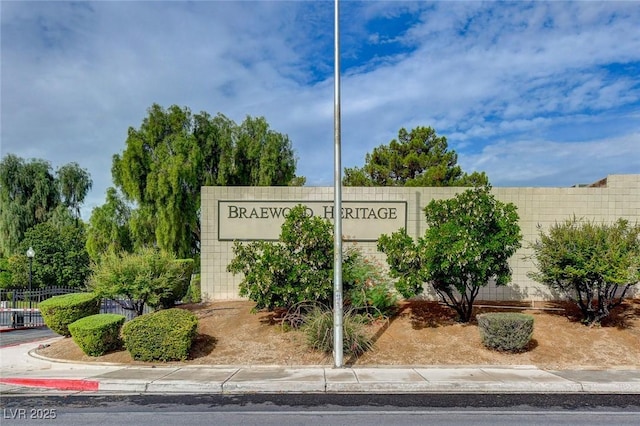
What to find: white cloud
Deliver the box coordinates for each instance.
[1,1,639,220]
[461,132,640,186]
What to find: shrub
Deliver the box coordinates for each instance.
[477,312,534,352]
[379,185,522,322]
[343,248,398,318]
[68,314,125,356]
[159,258,195,308]
[301,306,373,356]
[89,249,191,316]
[182,274,201,304]
[529,217,640,325]
[121,308,198,361]
[228,206,393,313]
[39,292,100,337]
[228,205,334,311]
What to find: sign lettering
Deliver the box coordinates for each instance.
[218,200,407,241]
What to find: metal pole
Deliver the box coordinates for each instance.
[333,0,344,368]
[26,246,34,326]
[28,256,32,324]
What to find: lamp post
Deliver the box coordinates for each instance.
[333,0,344,368]
[26,246,35,324]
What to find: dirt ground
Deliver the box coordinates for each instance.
[37,299,640,369]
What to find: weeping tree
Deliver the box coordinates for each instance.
[0,155,58,256]
[111,104,302,258]
[0,154,92,257]
[86,187,134,262]
[57,162,93,223]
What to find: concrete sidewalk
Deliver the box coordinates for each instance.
[1,337,640,395]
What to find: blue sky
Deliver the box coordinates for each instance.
[2,1,639,218]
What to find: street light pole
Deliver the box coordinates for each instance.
[26,246,35,325]
[333,0,344,368]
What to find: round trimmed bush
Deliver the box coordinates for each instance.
[477,312,534,352]
[68,314,125,356]
[39,292,101,337]
[121,308,198,361]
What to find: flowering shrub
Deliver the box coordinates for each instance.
[379,185,522,322]
[228,205,334,311]
[228,205,397,315]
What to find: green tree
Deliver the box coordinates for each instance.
[47,204,77,230]
[89,248,188,316]
[8,222,91,289]
[288,175,307,186]
[233,116,297,186]
[128,205,157,252]
[56,162,92,222]
[343,126,488,187]
[112,104,199,258]
[0,155,59,256]
[0,155,92,258]
[0,257,11,288]
[378,185,522,322]
[111,104,302,258]
[528,218,640,325]
[86,187,133,262]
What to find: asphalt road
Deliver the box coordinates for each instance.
[4,392,640,409]
[2,394,640,425]
[0,328,58,348]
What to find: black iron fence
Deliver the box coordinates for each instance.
[99,299,153,321]
[0,286,78,306]
[0,287,152,328]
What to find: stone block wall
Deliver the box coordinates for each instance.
[201,174,639,302]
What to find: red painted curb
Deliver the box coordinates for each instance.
[0,378,99,391]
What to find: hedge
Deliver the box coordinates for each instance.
[121,308,198,361]
[38,292,101,337]
[68,313,125,356]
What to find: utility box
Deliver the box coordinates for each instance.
[11,311,24,328]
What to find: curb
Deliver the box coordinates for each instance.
[3,340,639,395]
[0,378,99,391]
[28,348,131,367]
